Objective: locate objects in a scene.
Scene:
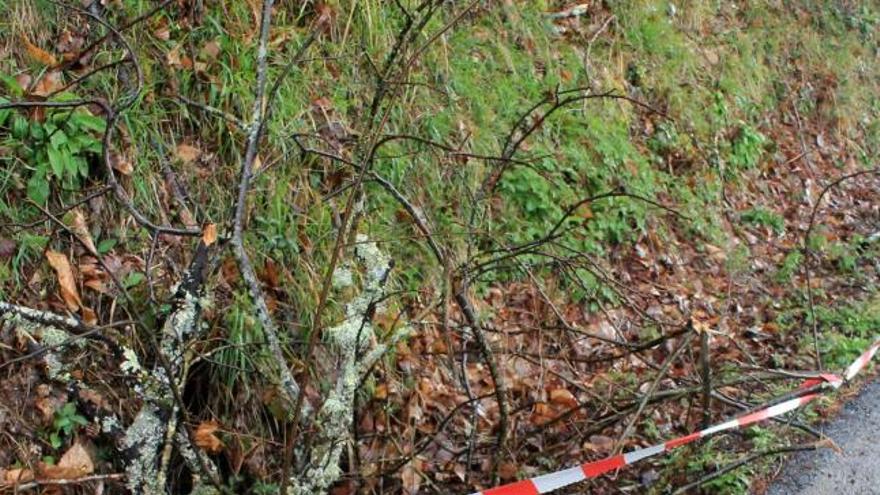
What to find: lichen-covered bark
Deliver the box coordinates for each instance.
[121,243,216,495]
[288,235,401,495]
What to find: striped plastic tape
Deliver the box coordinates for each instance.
[470,337,880,495]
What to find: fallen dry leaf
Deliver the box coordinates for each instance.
[585,434,615,453]
[79,388,111,410]
[84,278,108,294]
[2,468,34,485]
[0,238,16,259]
[530,402,554,425]
[202,224,218,246]
[153,20,171,41]
[202,40,221,59]
[400,461,421,495]
[23,35,57,65]
[46,250,81,312]
[55,30,84,55]
[31,71,64,97]
[261,258,280,289]
[176,144,201,164]
[194,420,224,454]
[69,209,97,255]
[498,462,519,481]
[549,388,578,408]
[41,442,94,479]
[111,153,134,175]
[166,45,183,67]
[34,395,58,423]
[81,306,98,326]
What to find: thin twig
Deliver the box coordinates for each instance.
[230,0,302,410]
[4,473,126,492]
[614,330,695,454]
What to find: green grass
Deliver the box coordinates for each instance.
[0,0,879,490]
[741,207,785,235]
[813,295,880,369]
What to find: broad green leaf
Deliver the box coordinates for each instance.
[72,113,106,133]
[47,146,64,177]
[77,156,89,178]
[29,122,45,141]
[97,238,117,254]
[61,148,77,177]
[124,271,145,288]
[49,130,68,148]
[27,172,49,204]
[0,74,23,96]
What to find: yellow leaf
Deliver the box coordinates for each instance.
[373,383,388,400]
[46,250,81,312]
[202,224,218,246]
[194,421,224,454]
[23,35,57,65]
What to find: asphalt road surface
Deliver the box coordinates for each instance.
[764,377,880,495]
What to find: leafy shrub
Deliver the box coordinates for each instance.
[49,402,88,449]
[0,86,105,204]
[728,123,767,171]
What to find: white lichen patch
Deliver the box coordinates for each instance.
[160,293,200,360]
[328,318,373,353]
[123,405,165,494]
[101,414,121,433]
[332,265,354,289]
[355,234,391,286]
[39,326,75,347]
[120,347,144,375]
[44,352,69,381]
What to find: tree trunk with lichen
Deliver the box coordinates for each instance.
[288,235,404,494]
[121,242,219,495]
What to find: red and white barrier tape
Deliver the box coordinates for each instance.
[470,338,880,495]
